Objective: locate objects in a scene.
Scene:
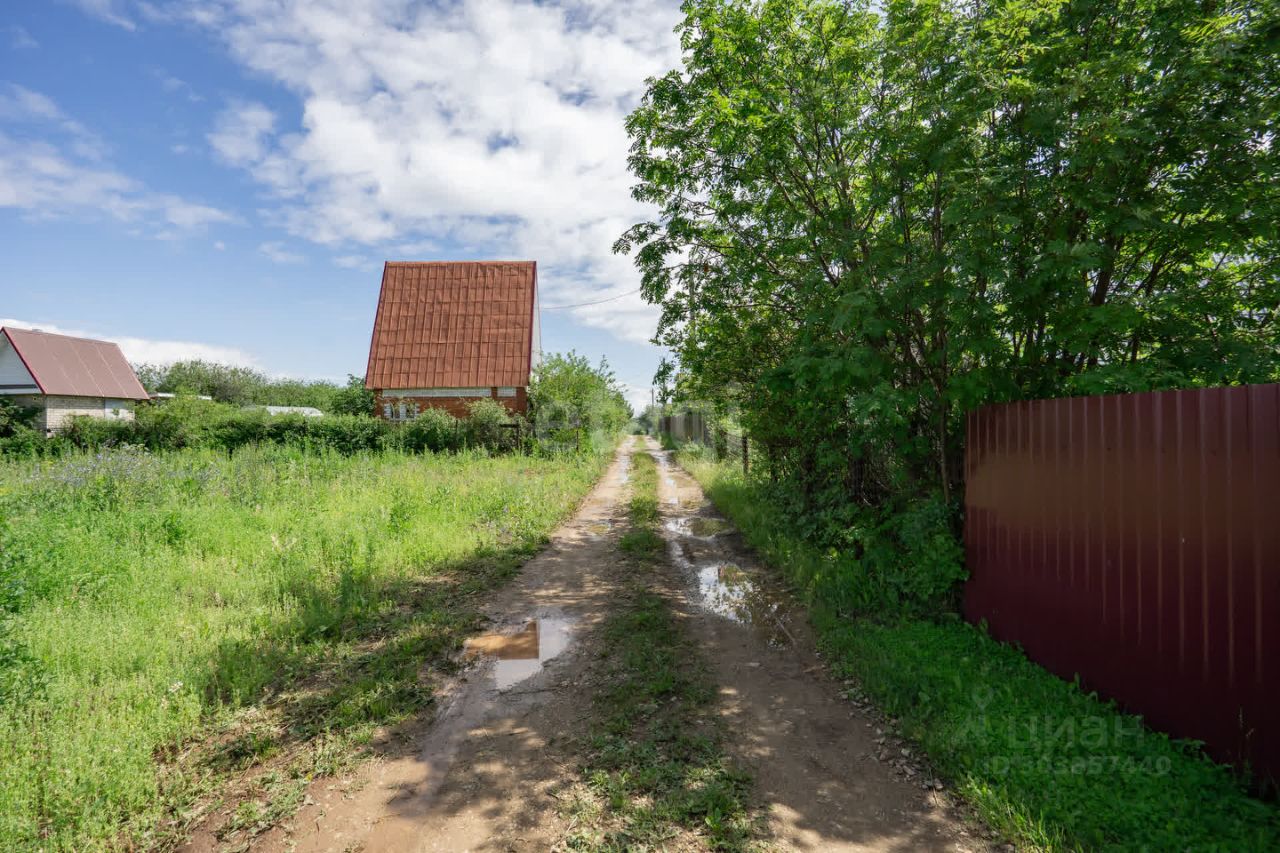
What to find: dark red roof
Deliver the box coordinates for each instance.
[364,261,537,390]
[2,327,149,400]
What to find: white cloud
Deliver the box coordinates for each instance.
[0,85,235,234]
[64,0,137,31]
[208,100,276,166]
[0,82,109,161]
[214,240,226,250]
[0,84,61,122]
[0,318,259,368]
[333,254,375,270]
[616,380,654,415]
[259,240,304,264]
[7,26,38,50]
[179,0,677,344]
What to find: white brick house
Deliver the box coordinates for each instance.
[0,327,150,435]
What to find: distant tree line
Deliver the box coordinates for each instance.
[133,360,374,415]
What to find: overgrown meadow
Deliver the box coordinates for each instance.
[0,443,607,849]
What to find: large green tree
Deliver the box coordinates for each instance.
[618,0,1278,604]
[616,0,1269,604]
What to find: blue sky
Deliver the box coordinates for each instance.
[1,0,680,409]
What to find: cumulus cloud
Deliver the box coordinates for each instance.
[180,0,679,344]
[0,318,259,368]
[0,84,234,234]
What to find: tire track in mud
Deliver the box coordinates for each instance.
[647,439,991,852]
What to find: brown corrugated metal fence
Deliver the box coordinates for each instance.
[965,384,1280,787]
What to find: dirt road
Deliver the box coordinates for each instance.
[237,439,987,852]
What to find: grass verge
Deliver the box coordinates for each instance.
[677,448,1280,852]
[565,440,758,851]
[0,444,609,850]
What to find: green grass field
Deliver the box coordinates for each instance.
[0,443,607,850]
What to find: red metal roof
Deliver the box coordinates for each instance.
[364,261,537,390]
[2,327,150,400]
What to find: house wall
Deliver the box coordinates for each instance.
[11,394,137,434]
[374,387,527,421]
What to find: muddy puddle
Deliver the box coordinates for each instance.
[665,515,733,538]
[584,521,613,538]
[653,450,796,647]
[464,614,576,691]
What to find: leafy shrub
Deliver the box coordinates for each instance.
[260,412,309,446]
[398,407,462,453]
[329,375,375,416]
[0,427,45,458]
[63,416,136,449]
[463,399,514,452]
[307,414,388,453]
[0,398,39,438]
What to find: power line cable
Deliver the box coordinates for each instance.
[540,287,642,310]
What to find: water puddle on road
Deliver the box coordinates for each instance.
[663,476,679,505]
[666,516,733,538]
[653,447,797,648]
[683,556,795,647]
[584,521,613,538]
[464,615,575,690]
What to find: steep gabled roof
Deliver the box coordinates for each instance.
[2,327,150,400]
[364,261,538,390]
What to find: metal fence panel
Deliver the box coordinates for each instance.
[965,383,1280,786]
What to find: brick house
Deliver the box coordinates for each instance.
[364,261,541,420]
[0,326,150,435]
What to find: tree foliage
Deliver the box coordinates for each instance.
[134,360,347,411]
[529,352,632,451]
[619,0,1278,609]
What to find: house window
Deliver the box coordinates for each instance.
[383,402,393,419]
[496,387,517,398]
[103,399,130,419]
